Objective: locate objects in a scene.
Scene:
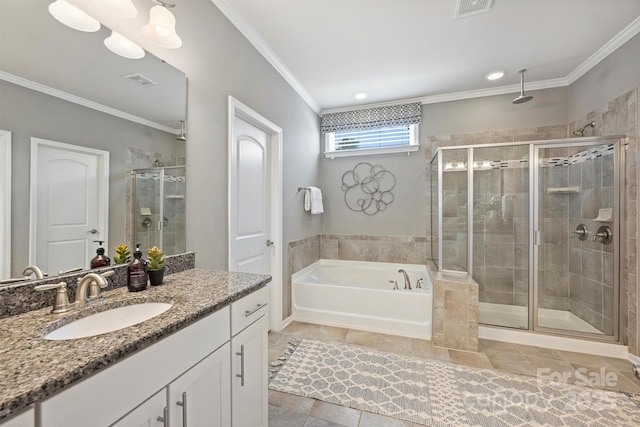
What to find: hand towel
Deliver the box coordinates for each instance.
[305,186,324,214]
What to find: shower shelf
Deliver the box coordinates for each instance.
[166,195,185,199]
[546,186,580,194]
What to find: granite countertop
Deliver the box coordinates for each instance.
[0,268,271,421]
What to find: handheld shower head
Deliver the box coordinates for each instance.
[513,69,533,104]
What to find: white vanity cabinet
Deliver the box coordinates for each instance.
[0,406,34,427]
[111,389,166,427]
[230,285,270,427]
[39,306,231,427]
[168,342,231,427]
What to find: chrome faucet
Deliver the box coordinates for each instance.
[22,265,47,279]
[398,269,411,290]
[75,271,114,305]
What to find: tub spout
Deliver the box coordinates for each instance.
[398,269,411,290]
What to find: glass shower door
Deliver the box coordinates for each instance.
[474,145,529,329]
[133,169,163,252]
[534,141,619,339]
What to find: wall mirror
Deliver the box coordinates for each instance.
[0,1,187,284]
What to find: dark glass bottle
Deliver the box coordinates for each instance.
[90,240,111,269]
[127,244,148,292]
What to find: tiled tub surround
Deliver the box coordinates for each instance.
[0,252,195,319]
[286,234,429,318]
[431,271,479,352]
[0,267,271,421]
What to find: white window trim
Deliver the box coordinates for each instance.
[324,124,419,159]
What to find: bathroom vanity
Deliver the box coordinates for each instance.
[0,268,271,427]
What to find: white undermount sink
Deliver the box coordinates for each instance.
[43,302,173,341]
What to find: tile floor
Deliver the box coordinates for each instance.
[268,321,640,427]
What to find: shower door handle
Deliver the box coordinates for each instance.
[534,230,542,246]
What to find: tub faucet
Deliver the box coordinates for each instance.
[398,269,411,290]
[22,265,47,279]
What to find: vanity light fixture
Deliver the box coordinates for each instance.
[354,92,368,100]
[92,0,138,19]
[142,1,182,49]
[485,70,505,81]
[49,0,101,32]
[104,31,145,59]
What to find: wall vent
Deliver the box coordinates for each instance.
[122,73,157,88]
[454,0,493,19]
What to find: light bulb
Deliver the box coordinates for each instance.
[142,5,182,49]
[48,0,100,32]
[104,31,145,59]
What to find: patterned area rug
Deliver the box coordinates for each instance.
[269,339,640,426]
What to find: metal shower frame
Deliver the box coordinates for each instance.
[431,135,625,342]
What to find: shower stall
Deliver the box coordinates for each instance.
[431,136,623,341]
[130,166,186,256]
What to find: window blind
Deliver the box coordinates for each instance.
[321,102,422,134]
[334,125,411,150]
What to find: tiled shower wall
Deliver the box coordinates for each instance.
[566,149,615,334]
[426,125,567,307]
[426,88,638,354]
[568,89,638,354]
[125,148,186,255]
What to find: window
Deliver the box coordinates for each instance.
[324,124,419,158]
[321,101,421,158]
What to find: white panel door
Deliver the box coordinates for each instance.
[31,139,108,275]
[231,116,271,274]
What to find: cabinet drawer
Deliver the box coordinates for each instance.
[231,285,270,336]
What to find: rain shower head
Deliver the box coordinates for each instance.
[572,121,596,137]
[513,69,533,104]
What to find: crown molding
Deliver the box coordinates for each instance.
[211,0,321,114]
[0,71,178,135]
[567,15,640,85]
[420,78,569,105]
[321,97,425,115]
[213,0,639,113]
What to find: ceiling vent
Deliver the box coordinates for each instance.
[454,0,494,19]
[122,73,157,88]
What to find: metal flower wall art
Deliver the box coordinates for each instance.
[341,163,396,215]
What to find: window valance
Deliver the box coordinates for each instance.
[321,102,422,134]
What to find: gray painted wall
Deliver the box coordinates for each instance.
[0,81,182,276]
[320,87,569,237]
[137,1,322,275]
[568,33,640,125]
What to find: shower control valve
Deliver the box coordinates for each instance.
[572,224,588,241]
[593,225,613,245]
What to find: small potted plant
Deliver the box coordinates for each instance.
[147,246,166,286]
[113,244,132,264]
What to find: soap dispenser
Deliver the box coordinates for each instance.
[127,244,148,292]
[90,240,111,269]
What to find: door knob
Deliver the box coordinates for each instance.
[88,229,98,234]
[266,240,274,247]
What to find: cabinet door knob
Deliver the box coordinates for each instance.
[176,391,188,427]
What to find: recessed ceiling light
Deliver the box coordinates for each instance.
[486,71,505,81]
[354,92,368,100]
